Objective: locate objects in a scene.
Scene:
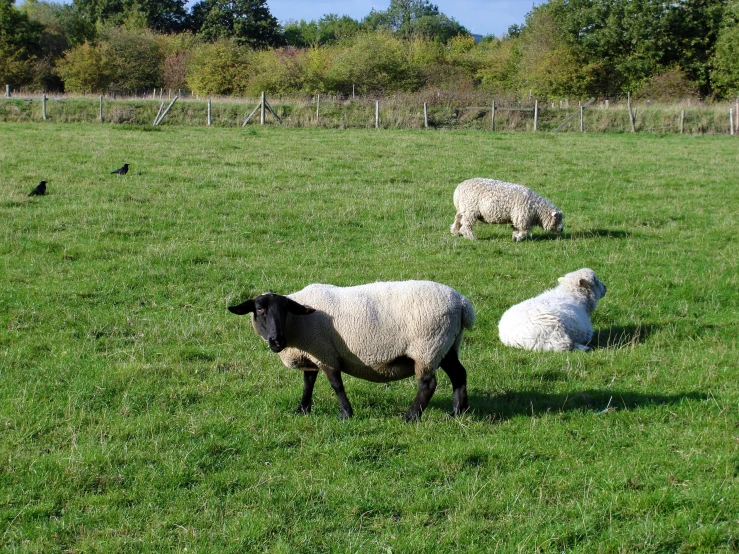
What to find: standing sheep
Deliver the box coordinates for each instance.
[228,280,475,421]
[451,178,564,241]
[498,268,607,352]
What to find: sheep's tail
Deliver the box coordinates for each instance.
[460,295,475,330]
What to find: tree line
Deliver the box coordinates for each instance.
[3,0,739,100]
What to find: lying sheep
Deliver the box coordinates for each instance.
[450,178,564,241]
[229,280,475,421]
[498,268,606,352]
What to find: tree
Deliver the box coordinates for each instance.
[363,0,468,42]
[539,0,725,97]
[20,0,93,55]
[283,14,362,47]
[0,0,44,55]
[0,0,45,87]
[710,0,739,97]
[189,0,281,48]
[72,0,187,33]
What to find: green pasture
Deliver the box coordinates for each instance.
[1,123,737,552]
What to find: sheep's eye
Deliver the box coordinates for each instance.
[256,308,265,315]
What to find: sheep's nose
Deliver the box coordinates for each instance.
[268,337,285,352]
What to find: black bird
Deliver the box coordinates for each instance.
[28,181,46,196]
[111,163,129,175]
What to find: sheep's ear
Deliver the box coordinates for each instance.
[557,277,564,283]
[286,298,316,316]
[552,211,558,217]
[228,299,255,315]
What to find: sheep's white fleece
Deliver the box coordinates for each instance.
[451,178,563,240]
[278,280,475,382]
[498,268,606,352]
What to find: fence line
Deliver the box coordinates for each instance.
[3,87,739,135]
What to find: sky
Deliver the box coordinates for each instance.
[264,1,539,37]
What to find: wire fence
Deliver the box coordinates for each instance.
[3,86,738,135]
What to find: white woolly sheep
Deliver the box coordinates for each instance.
[498,268,607,352]
[229,280,475,421]
[450,178,564,241]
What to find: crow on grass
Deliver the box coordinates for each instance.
[28,181,46,196]
[111,163,129,175]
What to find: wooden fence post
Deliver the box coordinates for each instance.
[207,98,212,126]
[730,108,734,135]
[533,100,538,132]
[424,102,428,128]
[260,91,266,125]
[316,94,320,121]
[627,92,636,132]
[154,96,177,126]
[491,100,496,131]
[99,95,103,122]
[680,110,685,134]
[375,100,380,129]
[5,84,9,98]
[352,84,355,99]
[580,105,584,132]
[42,93,47,120]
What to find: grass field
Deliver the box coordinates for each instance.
[1,123,737,553]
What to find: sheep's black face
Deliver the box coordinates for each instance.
[228,293,315,353]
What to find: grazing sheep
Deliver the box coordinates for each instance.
[450,178,564,241]
[498,268,607,352]
[229,280,475,421]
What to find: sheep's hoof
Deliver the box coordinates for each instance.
[295,405,311,415]
[338,409,353,420]
[404,411,422,422]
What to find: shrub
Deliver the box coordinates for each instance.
[57,41,112,93]
[186,39,250,96]
[329,32,424,95]
[163,51,190,91]
[99,26,164,94]
[638,68,699,101]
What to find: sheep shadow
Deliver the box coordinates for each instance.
[572,229,631,239]
[591,324,657,349]
[478,231,563,242]
[527,229,631,241]
[437,389,706,422]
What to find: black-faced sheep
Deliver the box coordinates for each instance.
[229,280,475,421]
[451,178,564,241]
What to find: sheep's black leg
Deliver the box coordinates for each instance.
[323,368,353,419]
[296,370,319,415]
[405,373,437,422]
[439,349,468,416]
